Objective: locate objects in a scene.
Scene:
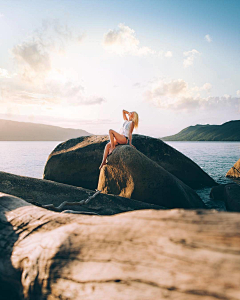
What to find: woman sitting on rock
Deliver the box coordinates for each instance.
[99,109,139,170]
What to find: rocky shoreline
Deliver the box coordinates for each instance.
[0,134,240,299]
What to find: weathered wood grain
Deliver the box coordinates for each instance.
[1,193,240,299]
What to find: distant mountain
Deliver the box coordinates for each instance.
[0,119,92,141]
[162,120,240,141]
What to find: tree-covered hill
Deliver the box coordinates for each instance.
[162,120,240,141]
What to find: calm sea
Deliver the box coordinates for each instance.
[0,141,239,210]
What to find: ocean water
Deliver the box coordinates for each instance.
[0,141,62,179]
[166,141,240,210]
[0,141,239,210]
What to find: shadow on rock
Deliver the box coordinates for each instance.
[0,194,24,300]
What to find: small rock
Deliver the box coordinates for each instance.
[210,183,240,212]
[226,158,240,179]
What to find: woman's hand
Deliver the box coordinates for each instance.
[123,109,129,120]
[130,144,136,149]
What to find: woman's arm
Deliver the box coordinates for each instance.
[128,121,135,148]
[123,109,129,121]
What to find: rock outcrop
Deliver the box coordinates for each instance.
[43,134,216,190]
[1,193,240,300]
[226,158,240,179]
[210,183,240,212]
[98,145,206,209]
[0,171,164,215]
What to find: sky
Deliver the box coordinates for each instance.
[0,0,239,137]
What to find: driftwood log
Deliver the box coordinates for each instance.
[1,193,240,299]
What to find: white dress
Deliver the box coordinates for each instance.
[119,120,132,138]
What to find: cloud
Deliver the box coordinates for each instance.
[1,18,104,108]
[183,49,200,68]
[11,18,84,81]
[192,83,212,92]
[0,68,13,78]
[205,34,212,43]
[202,83,212,91]
[144,78,240,112]
[77,33,86,43]
[146,79,188,97]
[12,40,51,75]
[103,23,155,56]
[164,51,173,58]
[237,90,240,96]
[0,76,105,107]
[133,82,142,87]
[0,13,4,18]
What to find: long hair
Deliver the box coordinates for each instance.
[132,111,139,129]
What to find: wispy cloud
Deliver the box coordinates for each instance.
[164,51,173,58]
[144,78,240,112]
[0,76,106,107]
[11,18,83,81]
[237,90,240,96]
[183,49,200,67]
[1,18,105,109]
[192,83,212,92]
[0,68,13,78]
[12,40,52,77]
[103,23,155,56]
[205,34,212,43]
[158,50,173,58]
[0,13,4,18]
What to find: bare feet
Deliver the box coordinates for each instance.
[99,146,116,170]
[99,161,107,170]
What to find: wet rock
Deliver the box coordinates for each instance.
[211,183,240,212]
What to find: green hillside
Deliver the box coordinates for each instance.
[162,120,240,141]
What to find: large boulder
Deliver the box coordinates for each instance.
[1,194,240,300]
[226,158,240,179]
[0,171,164,215]
[210,183,240,212]
[131,135,216,188]
[98,145,206,209]
[43,134,216,190]
[44,135,108,190]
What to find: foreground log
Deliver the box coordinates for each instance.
[0,171,163,215]
[1,193,240,300]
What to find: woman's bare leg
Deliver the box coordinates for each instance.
[99,138,122,170]
[109,129,127,154]
[99,142,111,170]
